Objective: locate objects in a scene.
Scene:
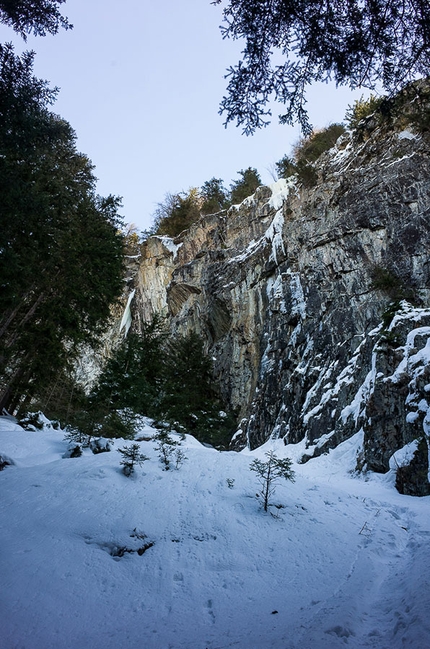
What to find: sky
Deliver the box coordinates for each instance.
[0,0,371,232]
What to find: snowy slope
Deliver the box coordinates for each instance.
[1,418,429,649]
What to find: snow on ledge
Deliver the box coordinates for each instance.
[154,236,183,260]
[389,440,419,470]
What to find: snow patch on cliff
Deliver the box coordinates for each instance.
[119,289,135,336]
[155,236,183,260]
[268,177,296,210]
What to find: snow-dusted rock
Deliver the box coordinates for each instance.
[110,91,430,493]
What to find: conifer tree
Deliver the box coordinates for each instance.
[153,430,187,470]
[215,0,430,135]
[230,168,261,204]
[0,0,71,38]
[200,177,230,214]
[91,317,166,418]
[118,444,149,477]
[0,45,124,412]
[250,451,295,512]
[152,189,202,238]
[160,331,235,448]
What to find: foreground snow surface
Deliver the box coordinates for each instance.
[1,419,430,649]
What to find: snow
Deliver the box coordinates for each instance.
[287,269,306,319]
[341,349,378,425]
[389,441,419,470]
[156,235,183,260]
[229,181,295,266]
[1,420,430,649]
[398,130,417,140]
[119,289,136,336]
[265,209,286,265]
[389,326,430,384]
[268,178,295,211]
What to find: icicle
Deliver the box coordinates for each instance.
[119,289,136,336]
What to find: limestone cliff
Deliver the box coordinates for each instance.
[131,97,430,494]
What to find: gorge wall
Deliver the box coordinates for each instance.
[130,104,430,494]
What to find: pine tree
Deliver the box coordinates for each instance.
[118,444,149,477]
[215,0,430,134]
[152,188,202,238]
[159,331,235,448]
[230,168,261,204]
[0,45,124,413]
[0,0,71,38]
[153,430,186,470]
[250,451,295,512]
[91,317,166,419]
[200,177,230,214]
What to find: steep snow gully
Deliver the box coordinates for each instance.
[1,417,430,649]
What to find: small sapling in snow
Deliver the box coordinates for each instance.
[250,451,295,512]
[226,478,235,489]
[118,443,149,477]
[64,427,93,448]
[153,430,187,470]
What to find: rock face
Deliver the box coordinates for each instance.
[132,106,430,493]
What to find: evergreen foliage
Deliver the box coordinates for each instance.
[153,430,187,470]
[37,318,166,440]
[275,155,296,181]
[345,81,430,140]
[152,179,231,237]
[0,0,71,38]
[123,223,142,256]
[118,443,149,477]
[150,169,265,236]
[91,318,166,418]
[276,124,345,187]
[215,0,430,134]
[200,177,230,214]
[345,95,384,130]
[230,167,261,204]
[32,324,234,449]
[159,332,235,448]
[152,189,202,238]
[293,124,346,164]
[250,451,295,512]
[0,45,125,413]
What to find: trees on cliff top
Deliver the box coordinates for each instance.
[151,168,262,238]
[215,0,430,134]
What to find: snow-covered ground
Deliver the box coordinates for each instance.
[1,417,429,649]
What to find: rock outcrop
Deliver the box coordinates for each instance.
[131,96,430,493]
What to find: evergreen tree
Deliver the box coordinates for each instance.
[200,177,230,214]
[118,444,149,477]
[0,45,124,412]
[230,167,261,204]
[152,188,202,238]
[215,0,430,134]
[161,332,213,425]
[0,0,71,38]
[160,332,235,448]
[91,317,166,418]
[153,430,187,470]
[275,155,296,180]
[250,451,295,512]
[275,123,346,186]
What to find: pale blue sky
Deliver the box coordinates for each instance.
[1,0,369,231]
